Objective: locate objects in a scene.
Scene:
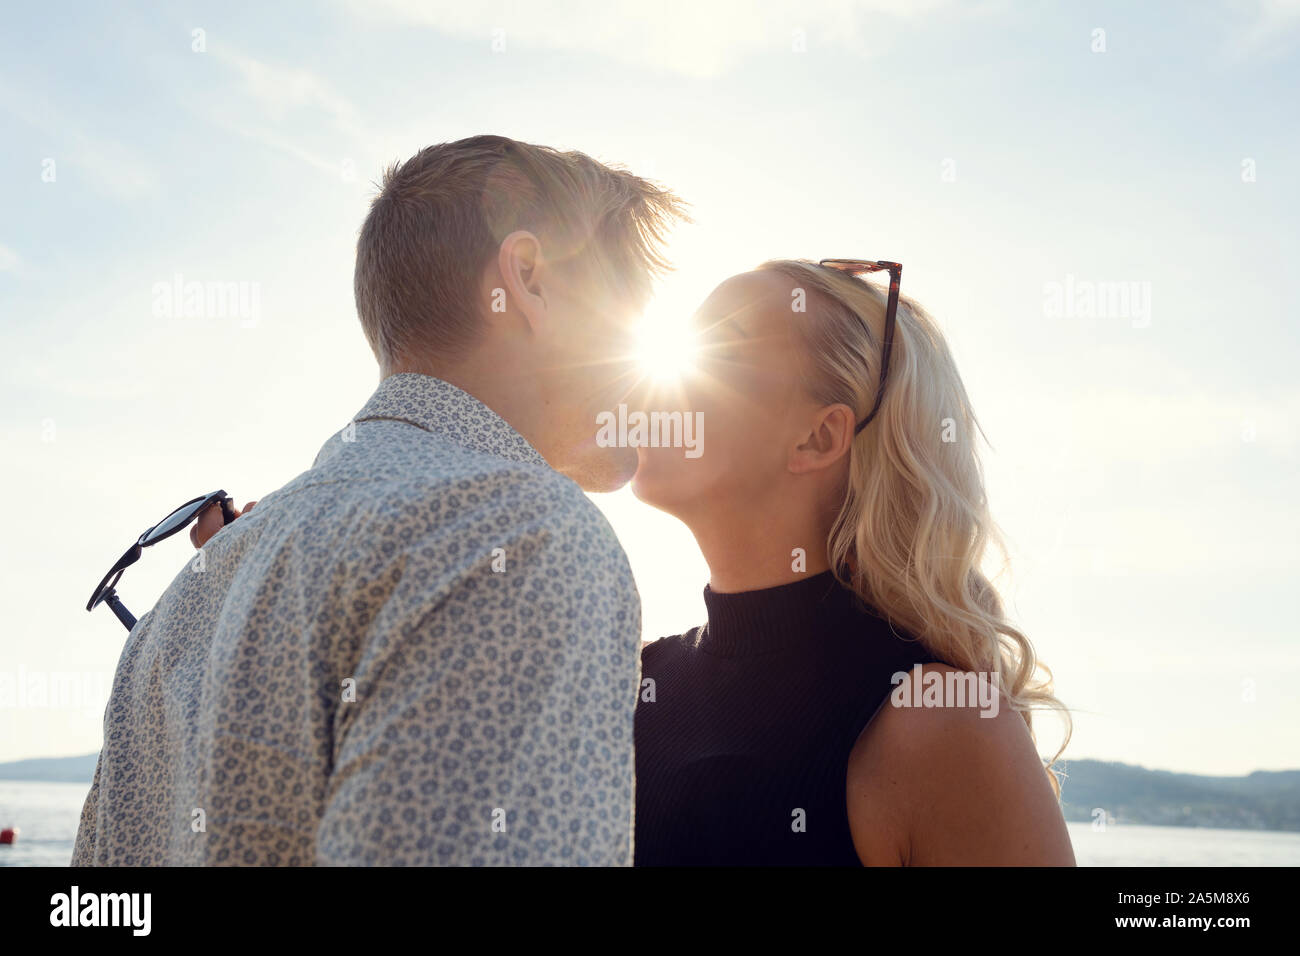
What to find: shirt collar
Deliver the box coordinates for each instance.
[351,373,548,467]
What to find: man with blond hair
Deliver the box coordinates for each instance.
[73,135,688,866]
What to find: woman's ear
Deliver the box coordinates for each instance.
[494,230,548,331]
[789,403,855,474]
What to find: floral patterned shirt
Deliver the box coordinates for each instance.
[73,373,642,865]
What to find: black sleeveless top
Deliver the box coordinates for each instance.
[633,570,945,866]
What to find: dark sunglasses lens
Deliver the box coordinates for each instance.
[142,498,212,545]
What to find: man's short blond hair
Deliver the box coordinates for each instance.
[354,134,689,371]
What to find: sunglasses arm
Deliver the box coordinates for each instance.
[100,587,138,632]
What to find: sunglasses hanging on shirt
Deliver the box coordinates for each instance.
[86,489,237,631]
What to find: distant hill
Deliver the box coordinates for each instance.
[1059,759,1300,832]
[0,753,98,783]
[3,753,1298,832]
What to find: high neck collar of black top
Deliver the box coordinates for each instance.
[698,570,850,658]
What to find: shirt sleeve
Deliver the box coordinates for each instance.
[313,476,641,866]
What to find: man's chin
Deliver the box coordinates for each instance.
[566,445,638,493]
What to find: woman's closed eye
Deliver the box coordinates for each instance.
[702,339,740,360]
[697,322,750,364]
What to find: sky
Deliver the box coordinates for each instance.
[1,0,1297,775]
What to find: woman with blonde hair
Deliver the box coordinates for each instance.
[631,258,1074,866]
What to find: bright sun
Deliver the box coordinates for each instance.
[634,313,698,384]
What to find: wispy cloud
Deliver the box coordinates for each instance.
[181,46,369,184]
[209,48,367,140]
[0,78,160,200]
[342,0,971,78]
[0,244,21,274]
[1225,0,1300,58]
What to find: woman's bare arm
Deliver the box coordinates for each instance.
[847,663,1075,866]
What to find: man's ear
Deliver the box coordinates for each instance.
[789,403,855,474]
[493,230,548,332]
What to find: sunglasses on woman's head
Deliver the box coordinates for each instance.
[818,259,903,434]
[86,490,236,631]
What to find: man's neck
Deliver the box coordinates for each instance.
[387,359,549,461]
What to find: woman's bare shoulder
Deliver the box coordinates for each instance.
[846,662,1075,866]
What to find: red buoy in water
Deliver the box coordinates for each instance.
[0,827,17,844]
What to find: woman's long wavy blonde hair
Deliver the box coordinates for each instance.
[759,258,1072,796]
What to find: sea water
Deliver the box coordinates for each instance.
[2,780,1298,866]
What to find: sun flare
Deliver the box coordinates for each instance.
[634,313,698,385]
